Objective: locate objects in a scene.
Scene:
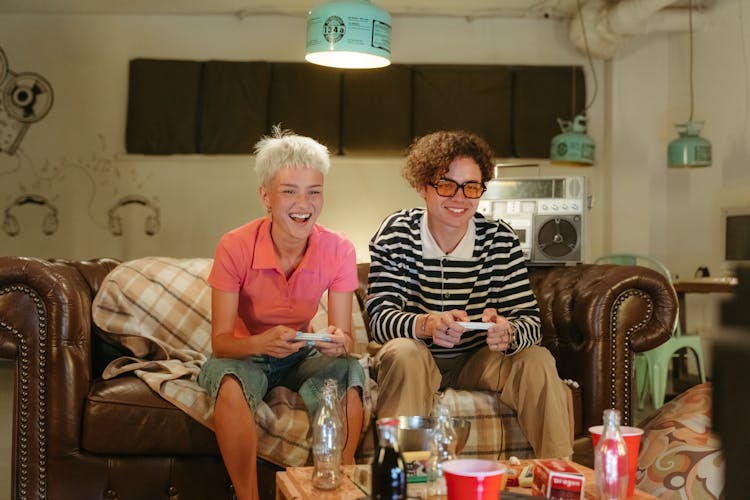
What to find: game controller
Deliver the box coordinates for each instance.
[456,322,493,330]
[295,332,332,342]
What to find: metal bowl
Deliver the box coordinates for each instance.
[396,415,471,454]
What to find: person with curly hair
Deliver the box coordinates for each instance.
[366,130,572,459]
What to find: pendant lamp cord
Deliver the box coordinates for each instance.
[741,0,749,133]
[576,0,599,116]
[688,0,695,122]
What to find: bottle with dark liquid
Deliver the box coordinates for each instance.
[371,417,407,500]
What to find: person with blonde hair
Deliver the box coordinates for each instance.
[199,127,365,500]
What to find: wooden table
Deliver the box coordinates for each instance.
[275,465,366,499]
[671,278,738,385]
[672,277,738,334]
[275,462,657,499]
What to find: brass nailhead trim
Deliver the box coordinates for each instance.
[1,284,49,499]
[609,290,652,426]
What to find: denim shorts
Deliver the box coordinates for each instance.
[198,347,366,415]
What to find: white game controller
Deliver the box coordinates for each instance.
[295,331,332,344]
[456,322,494,330]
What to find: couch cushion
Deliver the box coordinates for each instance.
[354,386,534,462]
[443,388,533,459]
[636,382,723,499]
[83,376,221,456]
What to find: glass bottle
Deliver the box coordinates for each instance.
[594,408,628,500]
[371,417,407,500]
[426,404,457,500]
[311,379,343,490]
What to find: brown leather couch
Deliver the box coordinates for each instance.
[0,256,677,500]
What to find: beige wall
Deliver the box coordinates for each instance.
[1,2,748,376]
[666,0,750,354]
[604,0,750,369]
[0,13,603,263]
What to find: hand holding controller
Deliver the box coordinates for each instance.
[295,331,332,346]
[456,322,493,331]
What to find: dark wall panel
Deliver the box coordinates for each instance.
[126,59,202,154]
[198,61,271,154]
[341,65,412,156]
[268,64,342,154]
[412,65,513,156]
[125,60,585,159]
[513,66,586,158]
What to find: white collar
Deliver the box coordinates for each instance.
[420,212,475,259]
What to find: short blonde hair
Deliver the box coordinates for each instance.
[253,125,330,187]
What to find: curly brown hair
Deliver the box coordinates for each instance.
[403,130,495,189]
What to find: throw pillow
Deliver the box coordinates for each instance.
[636,382,723,499]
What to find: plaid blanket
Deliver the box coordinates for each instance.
[92,257,317,466]
[92,256,534,466]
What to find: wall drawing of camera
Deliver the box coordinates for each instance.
[0,47,54,155]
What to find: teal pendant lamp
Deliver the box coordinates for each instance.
[550,115,595,165]
[550,0,597,166]
[668,0,711,168]
[306,0,391,69]
[668,121,712,167]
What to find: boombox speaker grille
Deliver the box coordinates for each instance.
[532,214,582,263]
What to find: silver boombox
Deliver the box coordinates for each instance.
[0,47,54,155]
[478,176,586,264]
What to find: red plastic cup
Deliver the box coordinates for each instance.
[589,425,644,497]
[442,459,506,500]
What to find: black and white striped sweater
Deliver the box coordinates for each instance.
[366,208,541,358]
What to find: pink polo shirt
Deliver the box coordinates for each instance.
[208,217,358,336]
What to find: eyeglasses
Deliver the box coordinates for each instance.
[431,178,487,199]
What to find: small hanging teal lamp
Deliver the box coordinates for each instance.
[305,0,391,69]
[550,115,595,165]
[668,121,712,167]
[550,0,597,167]
[668,0,711,168]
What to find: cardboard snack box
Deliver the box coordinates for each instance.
[531,459,584,500]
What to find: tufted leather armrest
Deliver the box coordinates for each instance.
[528,263,677,430]
[0,256,119,498]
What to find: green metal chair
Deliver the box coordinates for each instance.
[594,253,706,410]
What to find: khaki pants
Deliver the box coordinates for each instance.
[371,338,573,458]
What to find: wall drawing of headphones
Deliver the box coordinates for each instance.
[108,195,160,236]
[2,194,59,236]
